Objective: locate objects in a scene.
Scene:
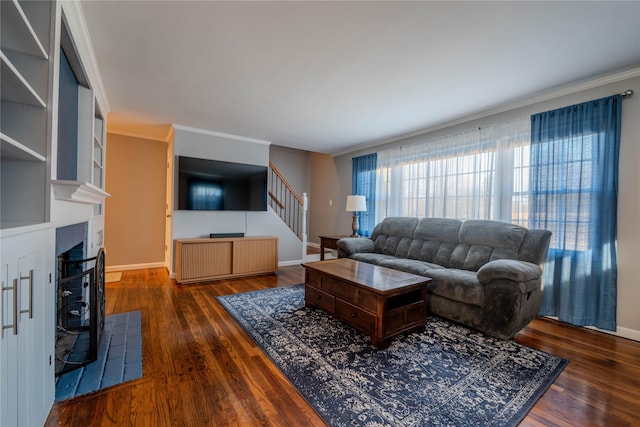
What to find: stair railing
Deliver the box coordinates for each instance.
[268,163,308,259]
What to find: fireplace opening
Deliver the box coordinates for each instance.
[55,223,105,376]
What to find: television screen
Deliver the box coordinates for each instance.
[177,156,268,211]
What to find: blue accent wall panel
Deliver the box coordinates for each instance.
[57,48,79,180]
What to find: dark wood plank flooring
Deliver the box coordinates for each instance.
[45,266,640,426]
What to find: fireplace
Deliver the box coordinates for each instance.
[55,223,106,376]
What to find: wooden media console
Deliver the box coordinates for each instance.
[175,236,278,284]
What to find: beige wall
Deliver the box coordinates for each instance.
[269,145,311,197]
[104,133,168,268]
[308,152,347,243]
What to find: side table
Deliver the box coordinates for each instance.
[319,235,352,260]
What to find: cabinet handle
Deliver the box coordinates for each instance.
[12,279,18,335]
[19,270,34,319]
[1,279,19,336]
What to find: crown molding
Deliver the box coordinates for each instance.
[334,66,640,157]
[172,124,272,145]
[107,129,170,143]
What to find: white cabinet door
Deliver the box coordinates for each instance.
[0,228,55,427]
[1,258,19,427]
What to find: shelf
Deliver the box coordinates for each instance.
[0,220,45,231]
[93,138,103,165]
[94,117,104,145]
[93,161,103,188]
[0,0,48,59]
[0,51,46,107]
[0,132,46,161]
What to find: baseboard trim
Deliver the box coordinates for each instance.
[106,262,166,272]
[278,259,303,267]
[593,325,640,342]
[544,315,640,342]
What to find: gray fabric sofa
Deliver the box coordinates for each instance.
[336,217,551,339]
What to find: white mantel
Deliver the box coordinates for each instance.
[52,180,110,204]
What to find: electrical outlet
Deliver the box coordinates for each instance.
[329,199,333,206]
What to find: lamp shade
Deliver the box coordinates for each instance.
[346,195,367,212]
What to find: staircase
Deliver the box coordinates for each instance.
[268,162,308,260]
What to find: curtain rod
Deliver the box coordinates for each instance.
[621,89,633,98]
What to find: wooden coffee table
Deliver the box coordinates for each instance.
[302,258,431,349]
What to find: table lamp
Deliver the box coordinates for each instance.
[346,195,367,237]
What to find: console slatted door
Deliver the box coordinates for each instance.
[177,241,232,282]
[232,238,278,275]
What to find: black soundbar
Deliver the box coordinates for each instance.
[209,232,245,238]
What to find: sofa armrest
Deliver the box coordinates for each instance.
[337,238,375,258]
[477,259,542,289]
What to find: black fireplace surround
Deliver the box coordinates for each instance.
[55,223,106,376]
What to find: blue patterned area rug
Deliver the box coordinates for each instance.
[218,285,567,427]
[55,311,143,401]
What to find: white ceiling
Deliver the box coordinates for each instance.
[80,1,640,154]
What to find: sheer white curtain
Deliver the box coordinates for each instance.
[375,117,531,225]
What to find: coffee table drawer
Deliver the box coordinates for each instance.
[305,286,335,312]
[335,299,377,336]
[357,288,378,312]
[306,270,322,287]
[322,276,356,302]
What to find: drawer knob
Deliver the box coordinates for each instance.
[351,312,357,318]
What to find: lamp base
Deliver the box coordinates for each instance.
[351,212,360,237]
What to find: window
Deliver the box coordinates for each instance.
[530,133,597,252]
[531,95,621,331]
[511,145,530,227]
[375,117,531,226]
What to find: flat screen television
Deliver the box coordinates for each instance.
[177,156,268,211]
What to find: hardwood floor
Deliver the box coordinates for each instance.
[45,266,640,426]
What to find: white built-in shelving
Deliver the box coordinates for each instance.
[0,0,52,229]
[93,109,105,216]
[1,1,110,425]
[1,2,56,426]
[93,109,105,189]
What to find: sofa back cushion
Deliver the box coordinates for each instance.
[518,229,552,265]
[407,218,461,264]
[452,220,527,271]
[371,217,418,257]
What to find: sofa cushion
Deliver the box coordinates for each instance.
[379,217,419,238]
[351,253,397,266]
[375,235,415,257]
[426,268,484,306]
[378,258,444,276]
[414,218,461,242]
[518,229,553,265]
[459,220,527,251]
[373,217,419,257]
[448,244,498,271]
